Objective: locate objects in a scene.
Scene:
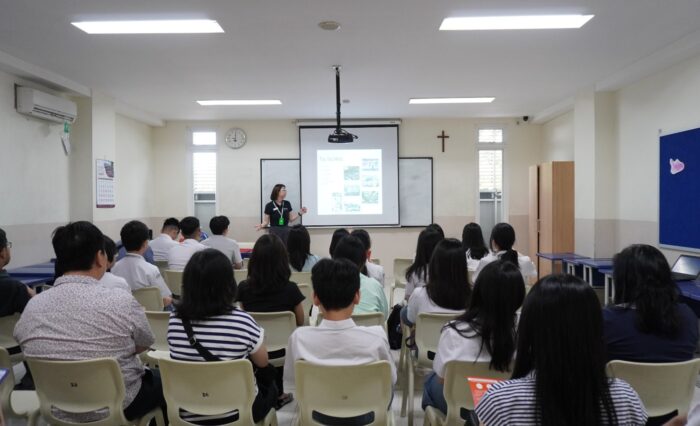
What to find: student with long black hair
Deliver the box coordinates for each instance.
[605,244,698,362]
[404,238,470,326]
[286,225,319,272]
[423,260,525,416]
[461,222,489,271]
[328,228,349,257]
[473,222,536,282]
[476,274,647,426]
[404,228,443,300]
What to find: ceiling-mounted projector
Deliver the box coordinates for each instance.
[328,65,357,143]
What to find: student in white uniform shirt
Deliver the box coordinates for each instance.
[472,222,537,283]
[167,216,207,271]
[98,236,130,293]
[422,260,525,419]
[351,229,385,287]
[404,228,443,301]
[461,222,489,273]
[112,221,173,308]
[201,216,243,269]
[148,218,180,262]
[284,257,396,388]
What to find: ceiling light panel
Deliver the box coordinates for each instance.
[440,15,594,31]
[71,20,224,34]
[409,97,495,104]
[197,100,282,106]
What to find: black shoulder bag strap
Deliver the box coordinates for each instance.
[181,318,221,362]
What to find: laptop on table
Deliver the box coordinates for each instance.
[670,255,700,281]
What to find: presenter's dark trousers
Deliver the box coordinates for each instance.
[268,226,290,244]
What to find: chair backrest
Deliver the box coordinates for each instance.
[0,313,20,350]
[290,271,312,285]
[443,360,512,420]
[132,287,164,311]
[248,312,296,367]
[297,283,313,326]
[393,258,413,286]
[162,269,183,296]
[295,360,393,426]
[370,258,381,265]
[415,313,458,368]
[27,357,128,426]
[607,359,700,417]
[157,357,260,425]
[233,269,248,284]
[154,260,169,278]
[146,311,171,351]
[316,312,385,329]
[0,347,18,417]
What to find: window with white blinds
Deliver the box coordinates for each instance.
[479,150,503,192]
[193,152,216,193]
[478,128,503,144]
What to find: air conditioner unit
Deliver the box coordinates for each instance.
[15,86,77,124]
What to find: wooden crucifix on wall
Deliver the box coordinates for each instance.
[437,130,450,152]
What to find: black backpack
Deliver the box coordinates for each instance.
[387,304,403,350]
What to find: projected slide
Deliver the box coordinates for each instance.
[317,149,382,215]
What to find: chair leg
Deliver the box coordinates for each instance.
[27,410,40,426]
[407,361,415,426]
[400,355,409,417]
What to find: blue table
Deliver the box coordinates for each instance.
[18,275,53,287]
[537,253,589,277]
[599,267,614,305]
[8,261,55,288]
[576,258,613,286]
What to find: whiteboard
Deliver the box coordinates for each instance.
[260,157,432,226]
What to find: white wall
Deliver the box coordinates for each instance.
[541,111,574,162]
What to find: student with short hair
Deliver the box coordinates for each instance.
[168,249,277,424]
[284,258,396,387]
[604,244,698,363]
[462,222,489,271]
[351,229,385,286]
[328,228,349,257]
[15,221,165,423]
[287,225,319,272]
[0,228,34,317]
[149,218,180,262]
[423,260,525,417]
[202,215,243,269]
[476,274,647,426]
[167,216,206,271]
[404,228,443,300]
[473,223,537,282]
[98,235,130,293]
[333,235,388,318]
[404,238,470,326]
[112,220,172,308]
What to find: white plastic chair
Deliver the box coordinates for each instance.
[294,360,394,425]
[154,260,169,279]
[0,347,39,425]
[0,313,23,363]
[391,258,412,306]
[145,311,170,351]
[132,287,164,311]
[233,268,248,284]
[371,258,381,265]
[297,283,313,326]
[607,359,700,417]
[158,357,277,425]
[401,312,458,425]
[423,361,512,426]
[162,269,183,296]
[27,357,164,426]
[316,311,385,328]
[290,271,312,285]
[248,312,296,368]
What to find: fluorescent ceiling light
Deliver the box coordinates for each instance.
[440,15,594,30]
[71,20,224,34]
[409,97,495,104]
[197,100,282,106]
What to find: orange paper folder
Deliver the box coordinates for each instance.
[467,377,502,407]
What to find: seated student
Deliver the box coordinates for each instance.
[328,228,349,257]
[426,223,445,239]
[333,235,388,319]
[0,228,35,318]
[284,258,396,387]
[98,236,130,293]
[287,225,319,272]
[405,228,443,301]
[112,221,173,308]
[473,223,537,282]
[149,218,180,262]
[462,222,489,272]
[476,274,647,426]
[423,260,525,418]
[604,244,698,363]
[404,238,471,327]
[14,222,165,423]
[202,216,243,269]
[168,216,207,271]
[168,249,277,424]
[351,229,385,287]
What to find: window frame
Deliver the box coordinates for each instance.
[187,127,219,216]
[474,124,509,226]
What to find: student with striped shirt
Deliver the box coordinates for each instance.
[167,249,277,424]
[476,274,647,426]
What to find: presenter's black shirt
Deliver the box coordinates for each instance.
[0,270,30,317]
[265,200,292,227]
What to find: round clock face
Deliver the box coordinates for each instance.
[225,127,247,149]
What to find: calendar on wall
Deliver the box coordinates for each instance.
[96,159,115,208]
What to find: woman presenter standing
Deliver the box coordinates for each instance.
[256,184,307,243]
